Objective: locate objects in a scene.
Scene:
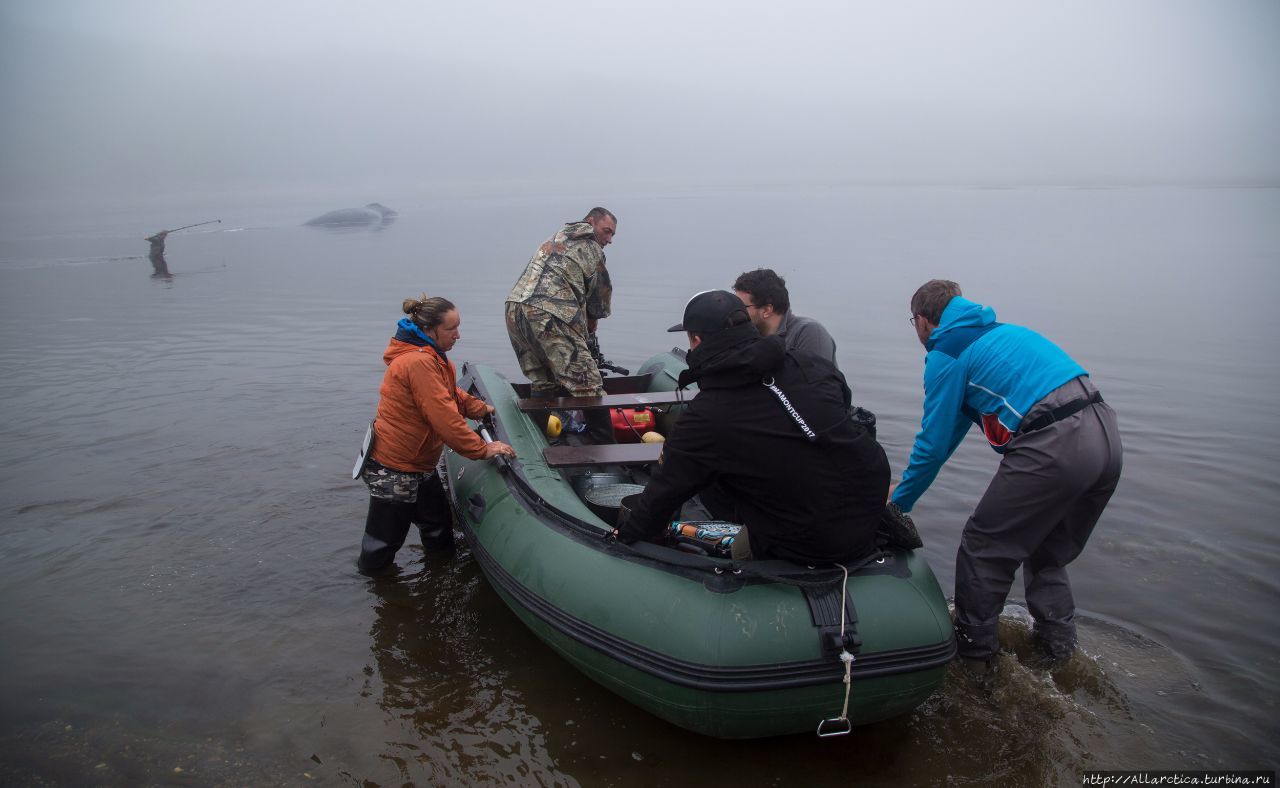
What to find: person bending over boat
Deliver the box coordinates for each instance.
[617,290,889,564]
[892,280,1123,671]
[357,295,515,574]
[733,268,838,368]
[505,207,617,439]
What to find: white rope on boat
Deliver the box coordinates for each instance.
[817,563,855,737]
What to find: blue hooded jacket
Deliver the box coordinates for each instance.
[891,296,1086,512]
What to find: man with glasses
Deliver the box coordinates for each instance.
[733,268,838,367]
[893,279,1123,672]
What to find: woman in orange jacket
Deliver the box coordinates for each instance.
[357,294,516,573]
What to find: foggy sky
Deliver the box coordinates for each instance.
[1,0,1277,207]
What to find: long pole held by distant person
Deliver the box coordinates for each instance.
[167,219,221,233]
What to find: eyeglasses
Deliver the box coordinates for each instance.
[909,316,919,326]
[746,303,765,311]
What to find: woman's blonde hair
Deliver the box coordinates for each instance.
[402,293,456,330]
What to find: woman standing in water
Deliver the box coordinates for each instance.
[357,294,516,573]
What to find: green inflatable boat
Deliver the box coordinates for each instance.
[443,350,955,739]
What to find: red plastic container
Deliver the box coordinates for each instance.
[611,407,655,443]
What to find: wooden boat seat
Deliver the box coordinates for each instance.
[543,442,663,468]
[517,391,691,412]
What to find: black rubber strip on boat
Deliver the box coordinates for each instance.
[462,524,957,692]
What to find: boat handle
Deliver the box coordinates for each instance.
[479,426,511,474]
[816,717,852,738]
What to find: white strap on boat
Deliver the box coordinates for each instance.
[816,563,855,738]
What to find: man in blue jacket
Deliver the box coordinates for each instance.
[892,280,1123,670]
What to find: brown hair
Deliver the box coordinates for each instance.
[402,293,456,330]
[910,280,962,324]
[732,268,790,313]
[584,207,616,223]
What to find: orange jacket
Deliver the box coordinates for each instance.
[370,338,489,472]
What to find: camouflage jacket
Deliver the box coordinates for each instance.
[505,222,612,326]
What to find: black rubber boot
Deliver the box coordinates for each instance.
[1031,624,1077,665]
[414,473,457,553]
[419,523,456,552]
[358,498,412,574]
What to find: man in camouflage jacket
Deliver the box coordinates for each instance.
[505,207,617,398]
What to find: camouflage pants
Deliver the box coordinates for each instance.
[358,459,454,572]
[504,302,603,397]
[362,458,427,502]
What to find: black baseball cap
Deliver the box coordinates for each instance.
[667,289,748,333]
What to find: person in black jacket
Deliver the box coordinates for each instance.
[618,290,889,564]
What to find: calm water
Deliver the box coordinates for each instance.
[0,185,1276,785]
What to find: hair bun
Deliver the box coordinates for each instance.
[402,293,431,315]
[400,293,454,330]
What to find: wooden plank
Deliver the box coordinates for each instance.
[543,443,663,467]
[517,391,692,412]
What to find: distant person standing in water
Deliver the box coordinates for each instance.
[892,279,1123,672]
[356,294,516,574]
[732,268,838,367]
[144,229,170,277]
[145,229,169,260]
[142,221,219,278]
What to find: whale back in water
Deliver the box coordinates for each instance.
[304,203,397,229]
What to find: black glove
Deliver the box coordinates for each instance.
[878,502,923,550]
